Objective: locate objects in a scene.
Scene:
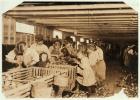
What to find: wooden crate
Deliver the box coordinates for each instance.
[32,64,76,90]
[3,75,55,98]
[2,68,33,89]
[2,64,76,98]
[3,71,55,98]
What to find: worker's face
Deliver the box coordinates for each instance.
[54,42,61,49]
[41,54,48,62]
[22,44,27,51]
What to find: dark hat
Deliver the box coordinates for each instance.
[35,34,43,41]
[65,36,73,43]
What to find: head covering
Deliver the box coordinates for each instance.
[39,52,48,61]
[15,41,26,55]
[53,40,62,46]
[35,34,44,42]
[65,36,73,43]
[87,43,96,51]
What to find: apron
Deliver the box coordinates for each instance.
[95,60,106,81]
[77,57,96,86]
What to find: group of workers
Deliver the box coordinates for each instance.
[5,34,106,97]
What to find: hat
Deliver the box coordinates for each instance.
[65,36,73,43]
[35,34,43,41]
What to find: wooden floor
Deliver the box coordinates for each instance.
[91,61,123,97]
[90,60,137,98]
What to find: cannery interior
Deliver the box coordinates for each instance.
[2,1,138,98]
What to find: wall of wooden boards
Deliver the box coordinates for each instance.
[3,16,36,46]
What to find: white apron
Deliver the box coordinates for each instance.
[77,56,96,86]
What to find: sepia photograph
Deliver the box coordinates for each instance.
[1,1,138,98]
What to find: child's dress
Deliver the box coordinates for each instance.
[77,56,96,86]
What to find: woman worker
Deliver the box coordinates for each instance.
[88,42,106,84]
[30,34,51,60]
[5,41,39,68]
[74,51,96,97]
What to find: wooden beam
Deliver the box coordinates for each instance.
[34,20,138,23]
[11,4,130,11]
[31,21,137,30]
[12,14,138,19]
[77,35,137,39]
[57,28,137,34]
[77,32,137,35]
[36,15,138,19]
[6,9,137,16]
[56,27,137,30]
[78,31,137,34]
[78,29,137,32]
[76,34,137,40]
[28,18,138,22]
[59,28,138,30]
[55,25,138,28]
[69,32,137,35]
[77,34,137,38]
[77,29,137,32]
[98,35,137,37]
[77,33,137,36]
[35,20,137,24]
[45,23,137,26]
[16,18,137,26]
[59,28,138,32]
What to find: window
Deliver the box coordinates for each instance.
[70,36,76,42]
[16,22,35,34]
[53,30,62,39]
[86,40,89,43]
[80,38,84,42]
[90,39,93,43]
